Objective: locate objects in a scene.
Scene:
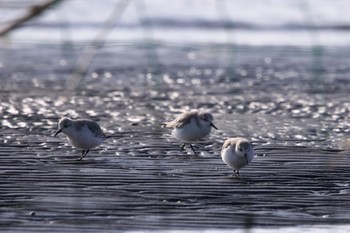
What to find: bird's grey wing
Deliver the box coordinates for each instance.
[166,112,196,128]
[85,120,106,138]
[221,138,238,153]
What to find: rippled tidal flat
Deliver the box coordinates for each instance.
[1,44,350,232]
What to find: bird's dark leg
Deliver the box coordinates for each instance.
[77,149,89,161]
[189,143,199,156]
[233,170,240,176]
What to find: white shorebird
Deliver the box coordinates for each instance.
[54,117,107,160]
[162,110,218,156]
[221,137,254,175]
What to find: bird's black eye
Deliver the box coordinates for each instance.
[239,148,243,152]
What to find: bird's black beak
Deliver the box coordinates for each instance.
[54,129,62,137]
[210,123,218,130]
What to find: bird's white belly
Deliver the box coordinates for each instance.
[221,147,247,170]
[172,123,211,142]
[67,127,103,149]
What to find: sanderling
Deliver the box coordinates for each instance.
[162,110,218,156]
[221,137,254,175]
[54,117,107,160]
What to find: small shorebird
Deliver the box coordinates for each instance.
[221,137,254,175]
[162,110,218,156]
[54,117,107,160]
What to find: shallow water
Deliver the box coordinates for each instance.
[0,43,350,232]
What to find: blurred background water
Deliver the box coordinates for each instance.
[1,0,350,46]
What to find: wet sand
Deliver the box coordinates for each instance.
[0,44,350,232]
